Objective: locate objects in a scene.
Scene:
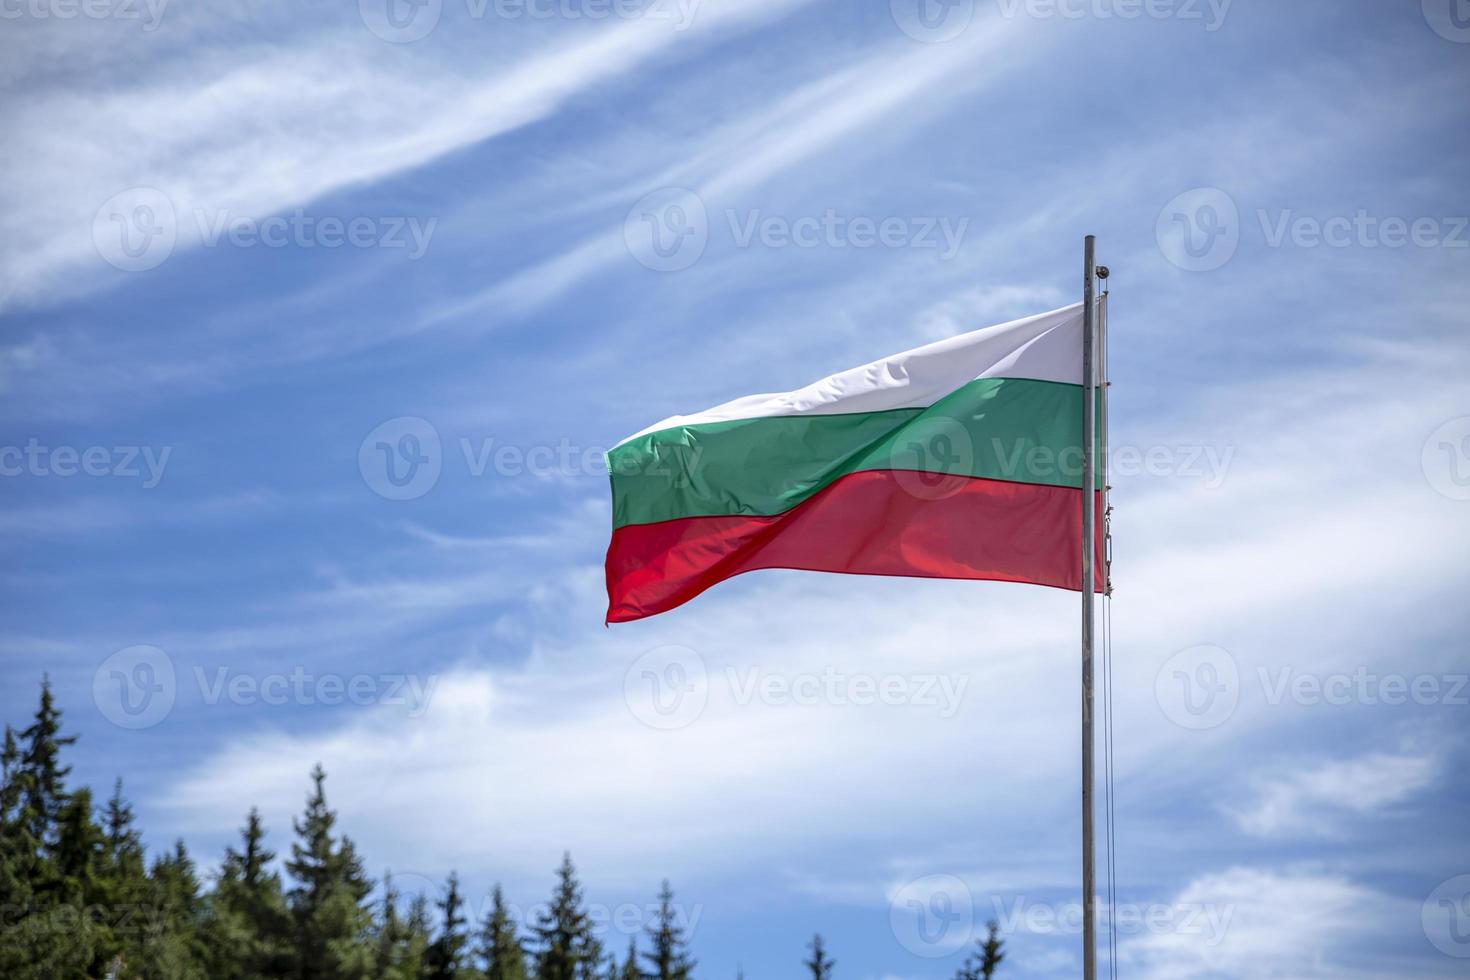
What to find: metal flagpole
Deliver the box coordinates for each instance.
[1080,235,1099,980]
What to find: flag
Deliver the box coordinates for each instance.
[604,302,1104,623]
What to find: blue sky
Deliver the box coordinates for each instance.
[2,0,1469,976]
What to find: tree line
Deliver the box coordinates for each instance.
[0,678,1005,979]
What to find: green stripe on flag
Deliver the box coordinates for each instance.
[609,377,1099,529]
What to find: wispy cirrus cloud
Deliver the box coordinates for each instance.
[1229,751,1439,838]
[0,0,814,307]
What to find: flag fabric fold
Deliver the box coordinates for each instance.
[604,303,1104,623]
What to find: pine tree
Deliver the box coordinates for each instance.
[479,883,528,980]
[374,875,433,980]
[17,676,77,851]
[579,931,607,980]
[425,871,471,979]
[954,920,1006,980]
[95,779,151,976]
[0,680,98,979]
[531,853,597,980]
[53,784,107,968]
[203,808,293,979]
[137,839,208,979]
[286,764,374,980]
[804,934,834,980]
[0,725,33,905]
[404,892,435,975]
[641,880,695,980]
[617,937,642,980]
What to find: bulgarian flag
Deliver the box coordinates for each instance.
[605,302,1106,623]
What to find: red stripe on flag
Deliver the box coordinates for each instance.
[606,470,1105,623]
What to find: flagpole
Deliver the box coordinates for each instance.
[1081,234,1099,980]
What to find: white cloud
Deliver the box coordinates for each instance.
[153,331,1468,925]
[1122,867,1413,980]
[422,13,1044,324]
[0,0,814,307]
[1230,752,1438,838]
